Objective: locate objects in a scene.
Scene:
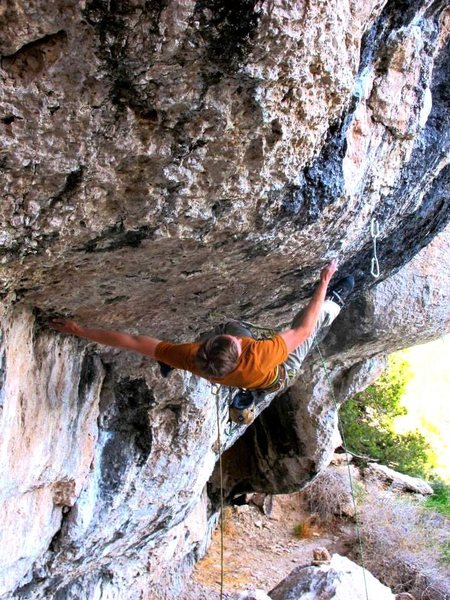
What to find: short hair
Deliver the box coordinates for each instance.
[195,335,240,378]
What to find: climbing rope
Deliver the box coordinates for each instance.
[212,347,371,600]
[210,241,383,597]
[370,218,380,278]
[314,340,371,600]
[212,384,225,600]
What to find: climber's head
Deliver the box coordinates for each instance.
[195,335,241,378]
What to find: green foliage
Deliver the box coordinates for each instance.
[340,355,432,478]
[425,480,450,517]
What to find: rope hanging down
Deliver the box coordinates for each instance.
[314,340,371,600]
[210,234,382,598]
[212,384,225,600]
[212,355,371,600]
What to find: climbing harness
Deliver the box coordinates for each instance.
[370,217,380,278]
[229,388,256,425]
[220,319,284,425]
[239,319,281,340]
[314,340,370,600]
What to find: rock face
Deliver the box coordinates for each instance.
[0,0,449,598]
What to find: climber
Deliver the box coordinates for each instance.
[48,260,354,396]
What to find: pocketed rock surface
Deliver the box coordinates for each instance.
[0,0,449,598]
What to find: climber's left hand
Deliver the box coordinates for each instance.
[48,318,82,335]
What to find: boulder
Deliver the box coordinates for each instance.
[269,553,396,600]
[365,463,434,495]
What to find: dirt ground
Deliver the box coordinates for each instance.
[185,493,356,600]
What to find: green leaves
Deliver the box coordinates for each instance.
[340,355,431,478]
[425,480,450,517]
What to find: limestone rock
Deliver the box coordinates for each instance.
[0,308,103,596]
[365,463,434,495]
[0,0,449,598]
[269,554,396,600]
[248,493,274,516]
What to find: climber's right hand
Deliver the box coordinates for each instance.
[320,259,338,286]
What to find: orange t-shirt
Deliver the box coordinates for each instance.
[155,335,289,389]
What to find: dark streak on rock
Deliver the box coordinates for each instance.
[260,116,348,233]
[193,0,261,72]
[99,376,155,499]
[104,295,129,305]
[49,166,85,208]
[77,352,98,404]
[15,574,62,598]
[357,0,429,78]
[283,119,347,225]
[80,223,156,253]
[83,0,169,113]
[115,377,156,412]
[99,433,133,497]
[50,571,113,600]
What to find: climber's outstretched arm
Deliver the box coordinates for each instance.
[48,319,161,358]
[280,260,337,353]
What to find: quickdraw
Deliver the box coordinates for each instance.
[370,217,381,278]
